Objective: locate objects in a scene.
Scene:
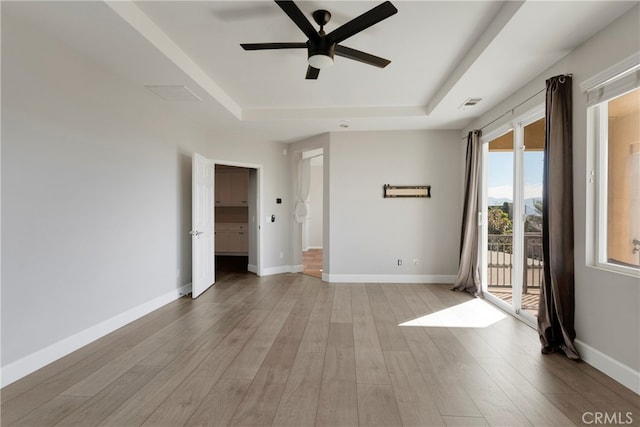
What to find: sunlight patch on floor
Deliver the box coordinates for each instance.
[399,298,507,328]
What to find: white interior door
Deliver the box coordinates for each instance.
[191,153,215,298]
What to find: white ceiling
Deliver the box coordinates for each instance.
[5,1,637,143]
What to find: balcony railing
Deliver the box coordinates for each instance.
[487,233,543,293]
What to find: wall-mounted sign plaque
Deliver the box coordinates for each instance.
[383,184,431,198]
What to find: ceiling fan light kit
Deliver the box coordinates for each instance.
[308,9,334,69]
[240,0,397,79]
[308,54,333,69]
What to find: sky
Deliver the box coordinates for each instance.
[488,151,544,201]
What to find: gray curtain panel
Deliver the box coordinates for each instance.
[452,130,482,297]
[538,75,580,360]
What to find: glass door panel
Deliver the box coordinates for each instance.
[485,131,515,307]
[521,118,545,318]
[482,112,544,324]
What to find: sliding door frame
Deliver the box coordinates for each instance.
[480,105,544,328]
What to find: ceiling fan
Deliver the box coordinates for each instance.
[240,0,398,79]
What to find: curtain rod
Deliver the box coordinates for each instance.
[461,73,572,139]
[480,87,544,130]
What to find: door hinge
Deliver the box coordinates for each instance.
[189,230,204,238]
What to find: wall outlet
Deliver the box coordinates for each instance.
[280,251,284,259]
[397,259,403,266]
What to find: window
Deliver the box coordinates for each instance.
[587,62,640,275]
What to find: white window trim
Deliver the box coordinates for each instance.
[584,56,640,278]
[580,52,640,101]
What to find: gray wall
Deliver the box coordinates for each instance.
[1,8,291,378]
[327,130,462,281]
[290,130,463,283]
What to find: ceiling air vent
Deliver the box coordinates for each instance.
[460,97,483,109]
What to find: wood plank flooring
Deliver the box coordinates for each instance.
[2,273,639,426]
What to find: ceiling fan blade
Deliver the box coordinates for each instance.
[326,1,397,45]
[306,65,320,80]
[241,42,307,50]
[275,1,319,41]
[335,45,390,68]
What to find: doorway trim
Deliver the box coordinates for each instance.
[289,137,330,280]
[300,149,324,279]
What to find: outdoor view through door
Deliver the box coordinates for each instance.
[483,116,545,320]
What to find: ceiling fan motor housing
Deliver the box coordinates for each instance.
[307,37,335,62]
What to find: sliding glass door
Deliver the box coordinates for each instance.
[480,110,544,324]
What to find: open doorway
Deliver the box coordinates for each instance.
[214,164,258,277]
[191,155,261,298]
[301,151,323,278]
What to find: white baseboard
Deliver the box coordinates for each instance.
[259,265,305,276]
[303,246,323,251]
[261,265,292,276]
[289,264,304,273]
[0,283,191,388]
[574,339,640,395]
[180,283,192,296]
[324,274,456,284]
[247,264,258,274]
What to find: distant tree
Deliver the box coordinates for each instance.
[488,207,512,235]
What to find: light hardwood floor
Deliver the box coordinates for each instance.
[2,273,638,426]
